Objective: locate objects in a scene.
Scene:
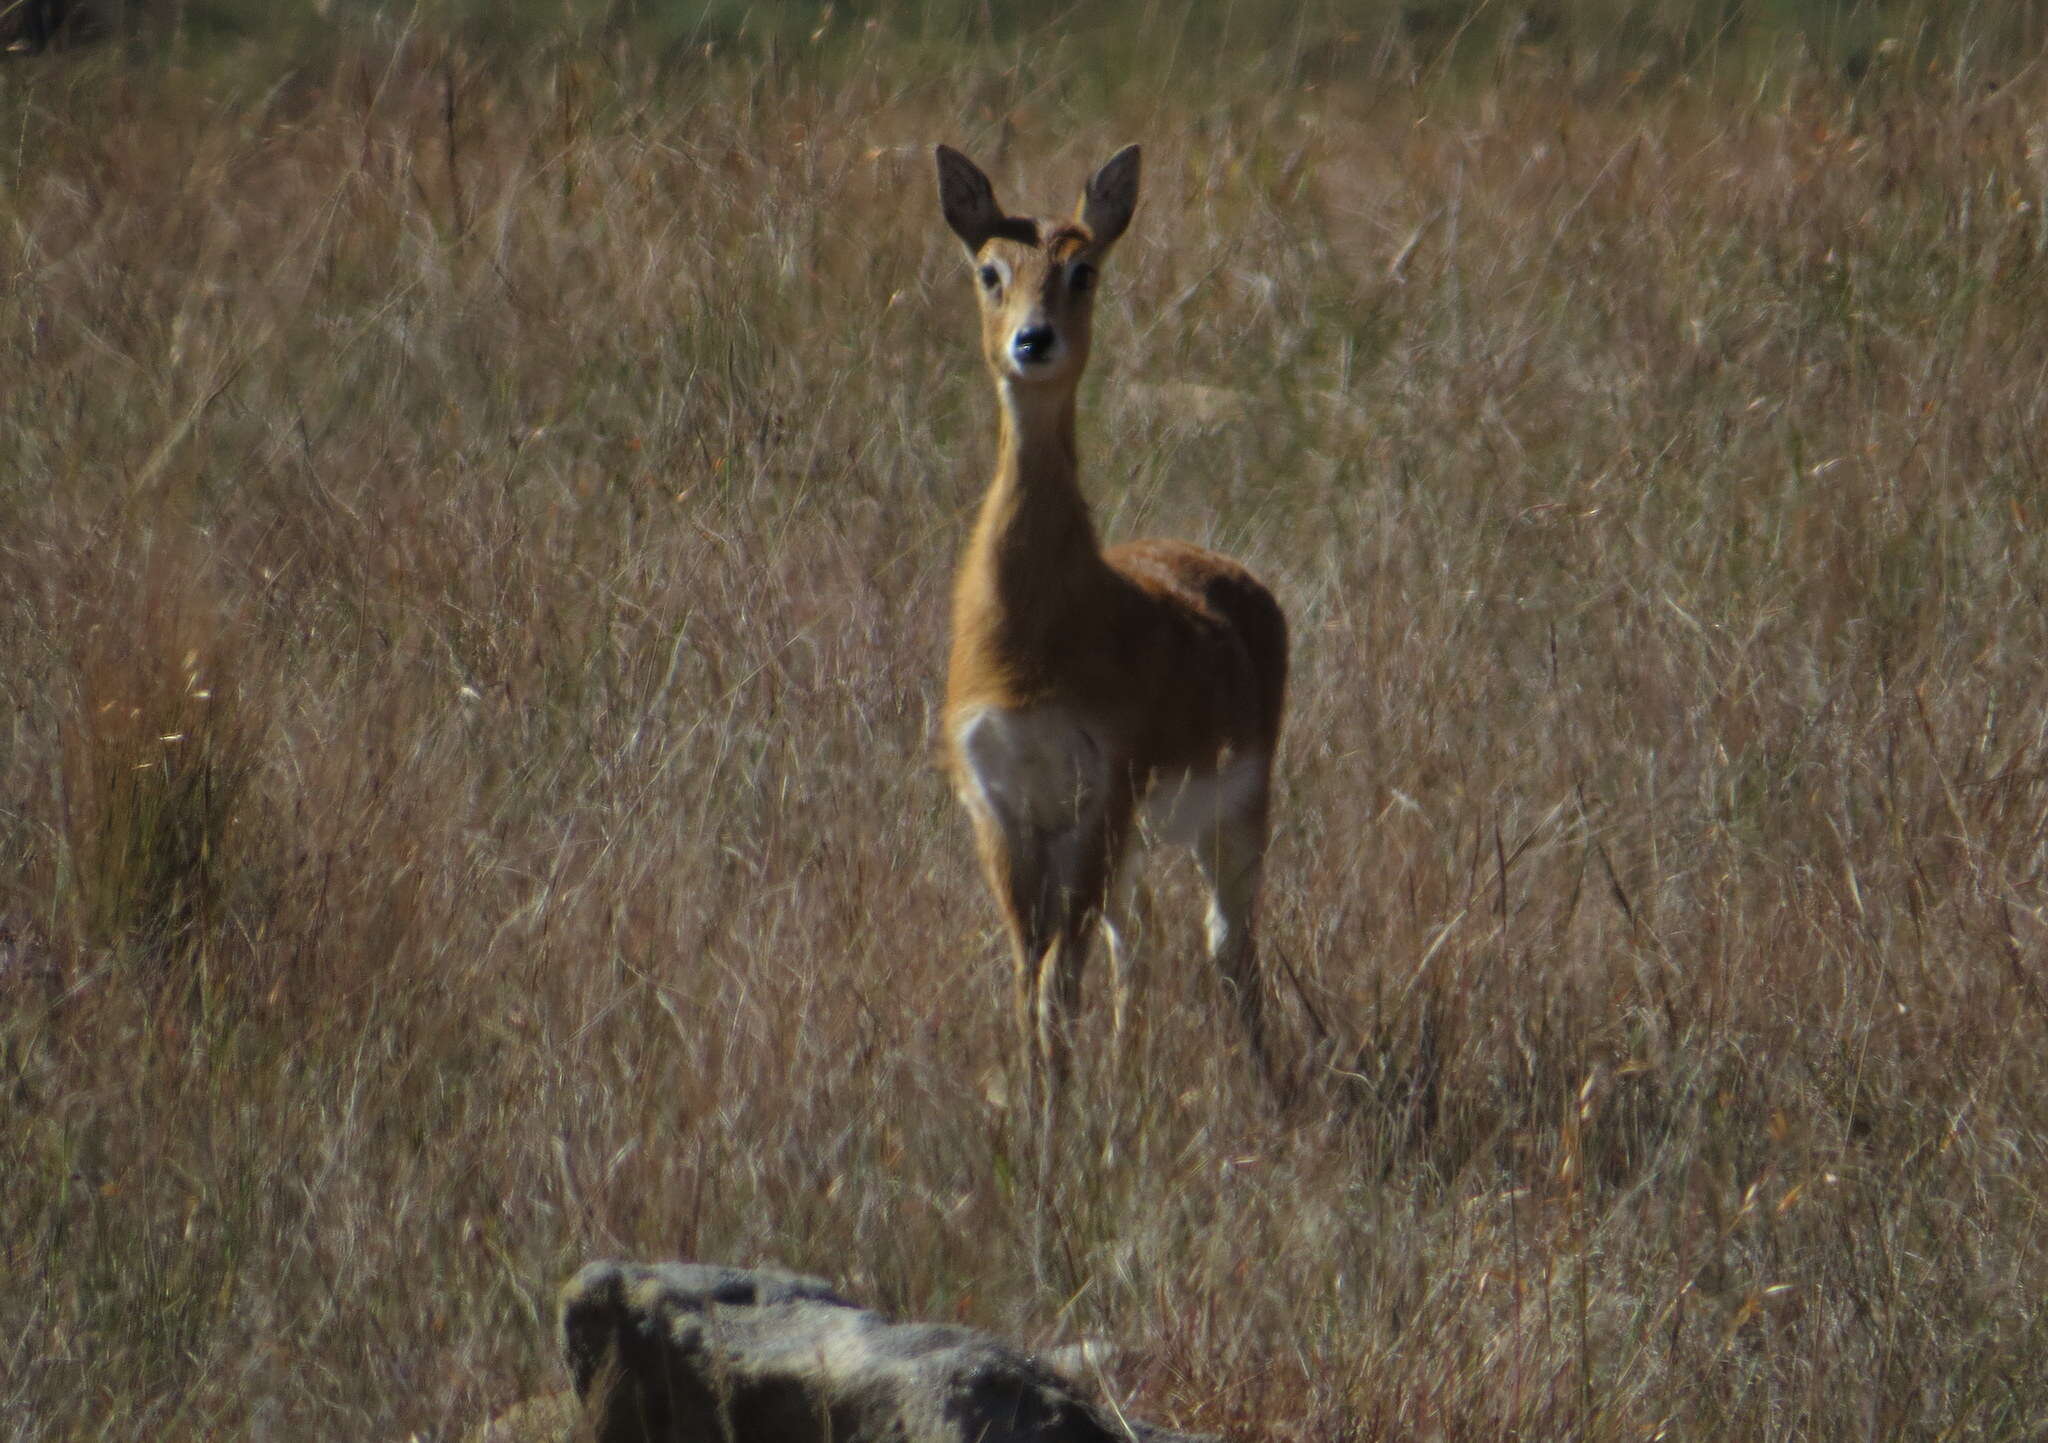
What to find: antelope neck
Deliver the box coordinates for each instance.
[974,379,1102,567]
[956,378,1110,672]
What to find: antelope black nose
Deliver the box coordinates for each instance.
[1011,325,1056,364]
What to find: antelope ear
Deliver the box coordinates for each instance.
[1079,144,1140,250]
[936,145,1006,254]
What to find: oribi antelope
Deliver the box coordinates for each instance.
[934,143,1290,1110]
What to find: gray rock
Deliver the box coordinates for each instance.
[554,1261,1214,1443]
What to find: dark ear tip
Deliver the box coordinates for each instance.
[1090,144,1141,196]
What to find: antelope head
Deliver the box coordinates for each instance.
[935,144,1140,393]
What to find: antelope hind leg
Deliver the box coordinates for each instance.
[1191,789,1279,1088]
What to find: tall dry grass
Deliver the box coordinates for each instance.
[5,7,2048,1439]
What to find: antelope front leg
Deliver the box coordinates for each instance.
[1100,867,1145,1050]
[1028,797,1131,1102]
[968,811,1059,1106]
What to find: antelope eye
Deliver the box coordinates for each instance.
[1069,262,1097,294]
[977,264,1002,291]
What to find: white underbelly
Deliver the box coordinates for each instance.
[952,705,1110,832]
[1142,752,1269,845]
[954,704,1268,845]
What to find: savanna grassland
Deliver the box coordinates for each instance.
[7,2,2048,1438]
